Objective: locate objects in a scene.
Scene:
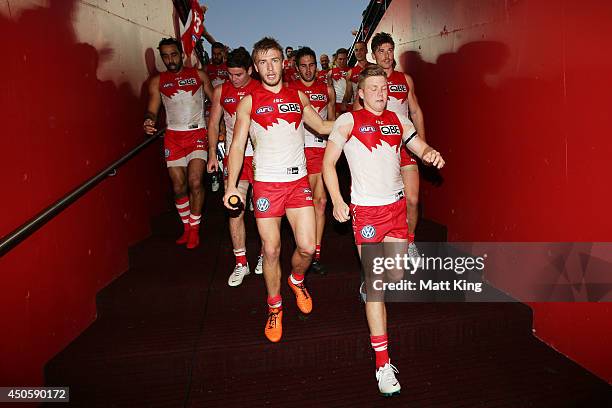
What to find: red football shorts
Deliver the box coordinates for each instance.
[350,198,408,245]
[164,128,208,167]
[252,176,313,218]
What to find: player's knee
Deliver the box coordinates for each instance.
[188,176,203,192]
[297,243,316,258]
[172,182,188,196]
[262,244,281,261]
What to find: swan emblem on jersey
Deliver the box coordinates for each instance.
[360,225,376,239]
[256,197,271,212]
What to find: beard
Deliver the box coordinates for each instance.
[165,60,182,73]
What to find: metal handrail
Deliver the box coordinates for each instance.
[0,129,165,257]
[348,0,392,64]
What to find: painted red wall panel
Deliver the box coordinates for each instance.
[0,2,168,385]
[374,0,611,381]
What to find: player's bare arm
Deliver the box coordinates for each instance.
[405,73,426,142]
[222,95,251,209]
[198,69,214,101]
[322,114,354,222]
[327,82,336,119]
[144,75,161,135]
[206,85,223,172]
[299,91,334,134]
[399,116,444,168]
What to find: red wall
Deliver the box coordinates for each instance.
[373,0,612,381]
[0,2,168,386]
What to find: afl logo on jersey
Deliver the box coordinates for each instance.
[359,125,376,133]
[256,197,271,212]
[178,78,197,86]
[278,103,301,113]
[223,97,236,104]
[256,105,274,115]
[360,225,376,239]
[389,84,407,93]
[380,125,401,135]
[310,94,326,102]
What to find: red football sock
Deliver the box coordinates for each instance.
[233,248,247,266]
[267,294,282,310]
[370,334,389,368]
[175,196,190,227]
[290,271,304,285]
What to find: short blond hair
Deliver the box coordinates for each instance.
[252,37,283,63]
[357,65,387,90]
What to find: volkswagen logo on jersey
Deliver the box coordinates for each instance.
[359,125,376,133]
[164,148,170,158]
[256,197,271,212]
[278,103,301,113]
[360,225,376,239]
[256,105,274,115]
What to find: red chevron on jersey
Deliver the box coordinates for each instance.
[288,80,328,112]
[250,87,303,131]
[349,109,403,152]
[160,67,202,98]
[317,69,329,84]
[330,66,350,81]
[349,64,368,84]
[205,63,228,87]
[220,79,261,116]
[387,70,409,104]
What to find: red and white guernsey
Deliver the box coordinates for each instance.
[330,109,416,206]
[220,79,260,157]
[289,80,328,148]
[159,67,205,131]
[330,66,350,103]
[249,87,306,182]
[386,70,410,117]
[349,63,367,101]
[205,63,229,88]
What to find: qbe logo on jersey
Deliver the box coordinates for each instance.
[379,125,401,135]
[389,84,407,93]
[277,103,301,113]
[256,197,271,213]
[178,78,197,86]
[309,94,326,102]
[360,225,377,239]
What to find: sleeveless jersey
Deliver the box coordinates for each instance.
[205,63,228,88]
[159,67,205,131]
[249,87,307,182]
[330,66,350,103]
[386,70,410,117]
[330,109,416,206]
[220,79,261,157]
[289,80,329,148]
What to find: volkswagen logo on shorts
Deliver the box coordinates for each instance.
[164,148,170,158]
[256,197,271,212]
[360,225,376,239]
